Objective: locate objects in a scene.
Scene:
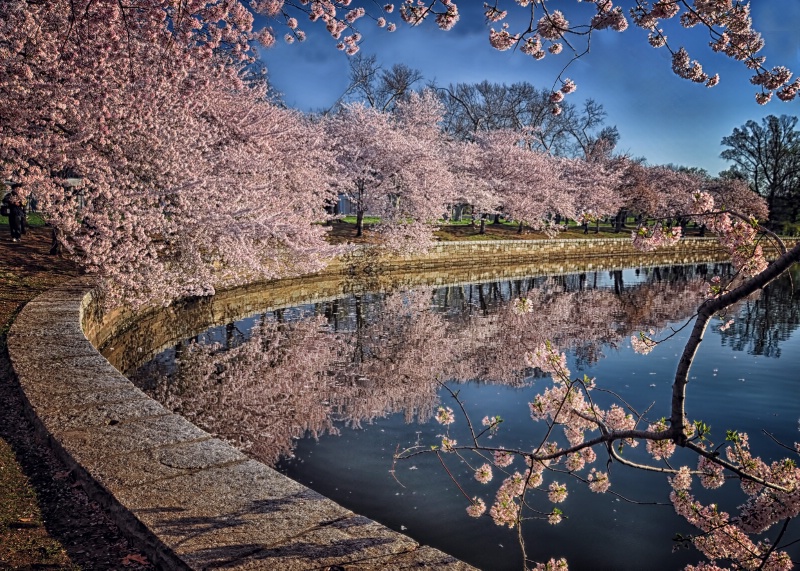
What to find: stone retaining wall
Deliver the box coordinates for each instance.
[98,238,740,374]
[340,236,729,272]
[7,238,789,570]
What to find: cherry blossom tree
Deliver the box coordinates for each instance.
[445,138,504,231]
[4,0,797,307]
[0,0,339,306]
[467,130,565,234]
[703,176,769,223]
[559,154,624,233]
[372,91,456,250]
[326,92,454,249]
[325,102,408,237]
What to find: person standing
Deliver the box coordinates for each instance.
[3,186,27,242]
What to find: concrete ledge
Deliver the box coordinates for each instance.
[8,276,473,570]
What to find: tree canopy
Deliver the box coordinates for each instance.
[721,115,800,226]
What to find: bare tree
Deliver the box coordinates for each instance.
[337,53,424,112]
[435,80,615,157]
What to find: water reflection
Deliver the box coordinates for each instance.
[717,265,800,357]
[128,263,800,570]
[131,264,723,465]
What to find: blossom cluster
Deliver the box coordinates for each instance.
[474,463,493,484]
[524,342,571,379]
[630,330,657,355]
[489,471,527,527]
[645,418,675,461]
[631,223,682,253]
[718,221,767,277]
[435,405,455,425]
[587,468,610,493]
[534,558,568,571]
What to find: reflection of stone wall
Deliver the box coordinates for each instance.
[94,238,744,374]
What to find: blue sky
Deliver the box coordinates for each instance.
[259,3,800,175]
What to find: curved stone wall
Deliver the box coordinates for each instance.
[7,238,776,570]
[8,282,472,570]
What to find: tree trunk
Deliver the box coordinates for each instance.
[614,209,628,233]
[612,270,623,295]
[517,221,523,234]
[670,241,800,444]
[356,209,364,237]
[49,226,62,256]
[492,213,501,225]
[479,216,486,235]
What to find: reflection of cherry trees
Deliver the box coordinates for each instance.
[717,265,800,358]
[136,316,354,464]
[437,267,711,382]
[133,265,722,466]
[338,292,449,425]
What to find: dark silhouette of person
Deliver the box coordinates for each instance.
[3,186,27,242]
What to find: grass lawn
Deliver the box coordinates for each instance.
[325,218,711,244]
[0,212,47,229]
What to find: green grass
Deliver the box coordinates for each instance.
[340,215,382,225]
[775,221,800,237]
[443,217,517,227]
[435,231,519,242]
[0,212,47,228]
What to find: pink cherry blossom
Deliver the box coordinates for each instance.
[475,464,493,484]
[435,406,456,425]
[493,449,514,468]
[466,497,487,517]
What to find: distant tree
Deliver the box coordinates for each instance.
[326,103,402,237]
[560,154,624,233]
[436,81,614,157]
[338,53,424,112]
[447,139,503,231]
[720,115,800,224]
[375,91,456,250]
[666,164,710,179]
[469,130,564,233]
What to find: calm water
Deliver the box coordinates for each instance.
[130,264,800,570]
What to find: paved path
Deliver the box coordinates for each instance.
[0,226,155,570]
